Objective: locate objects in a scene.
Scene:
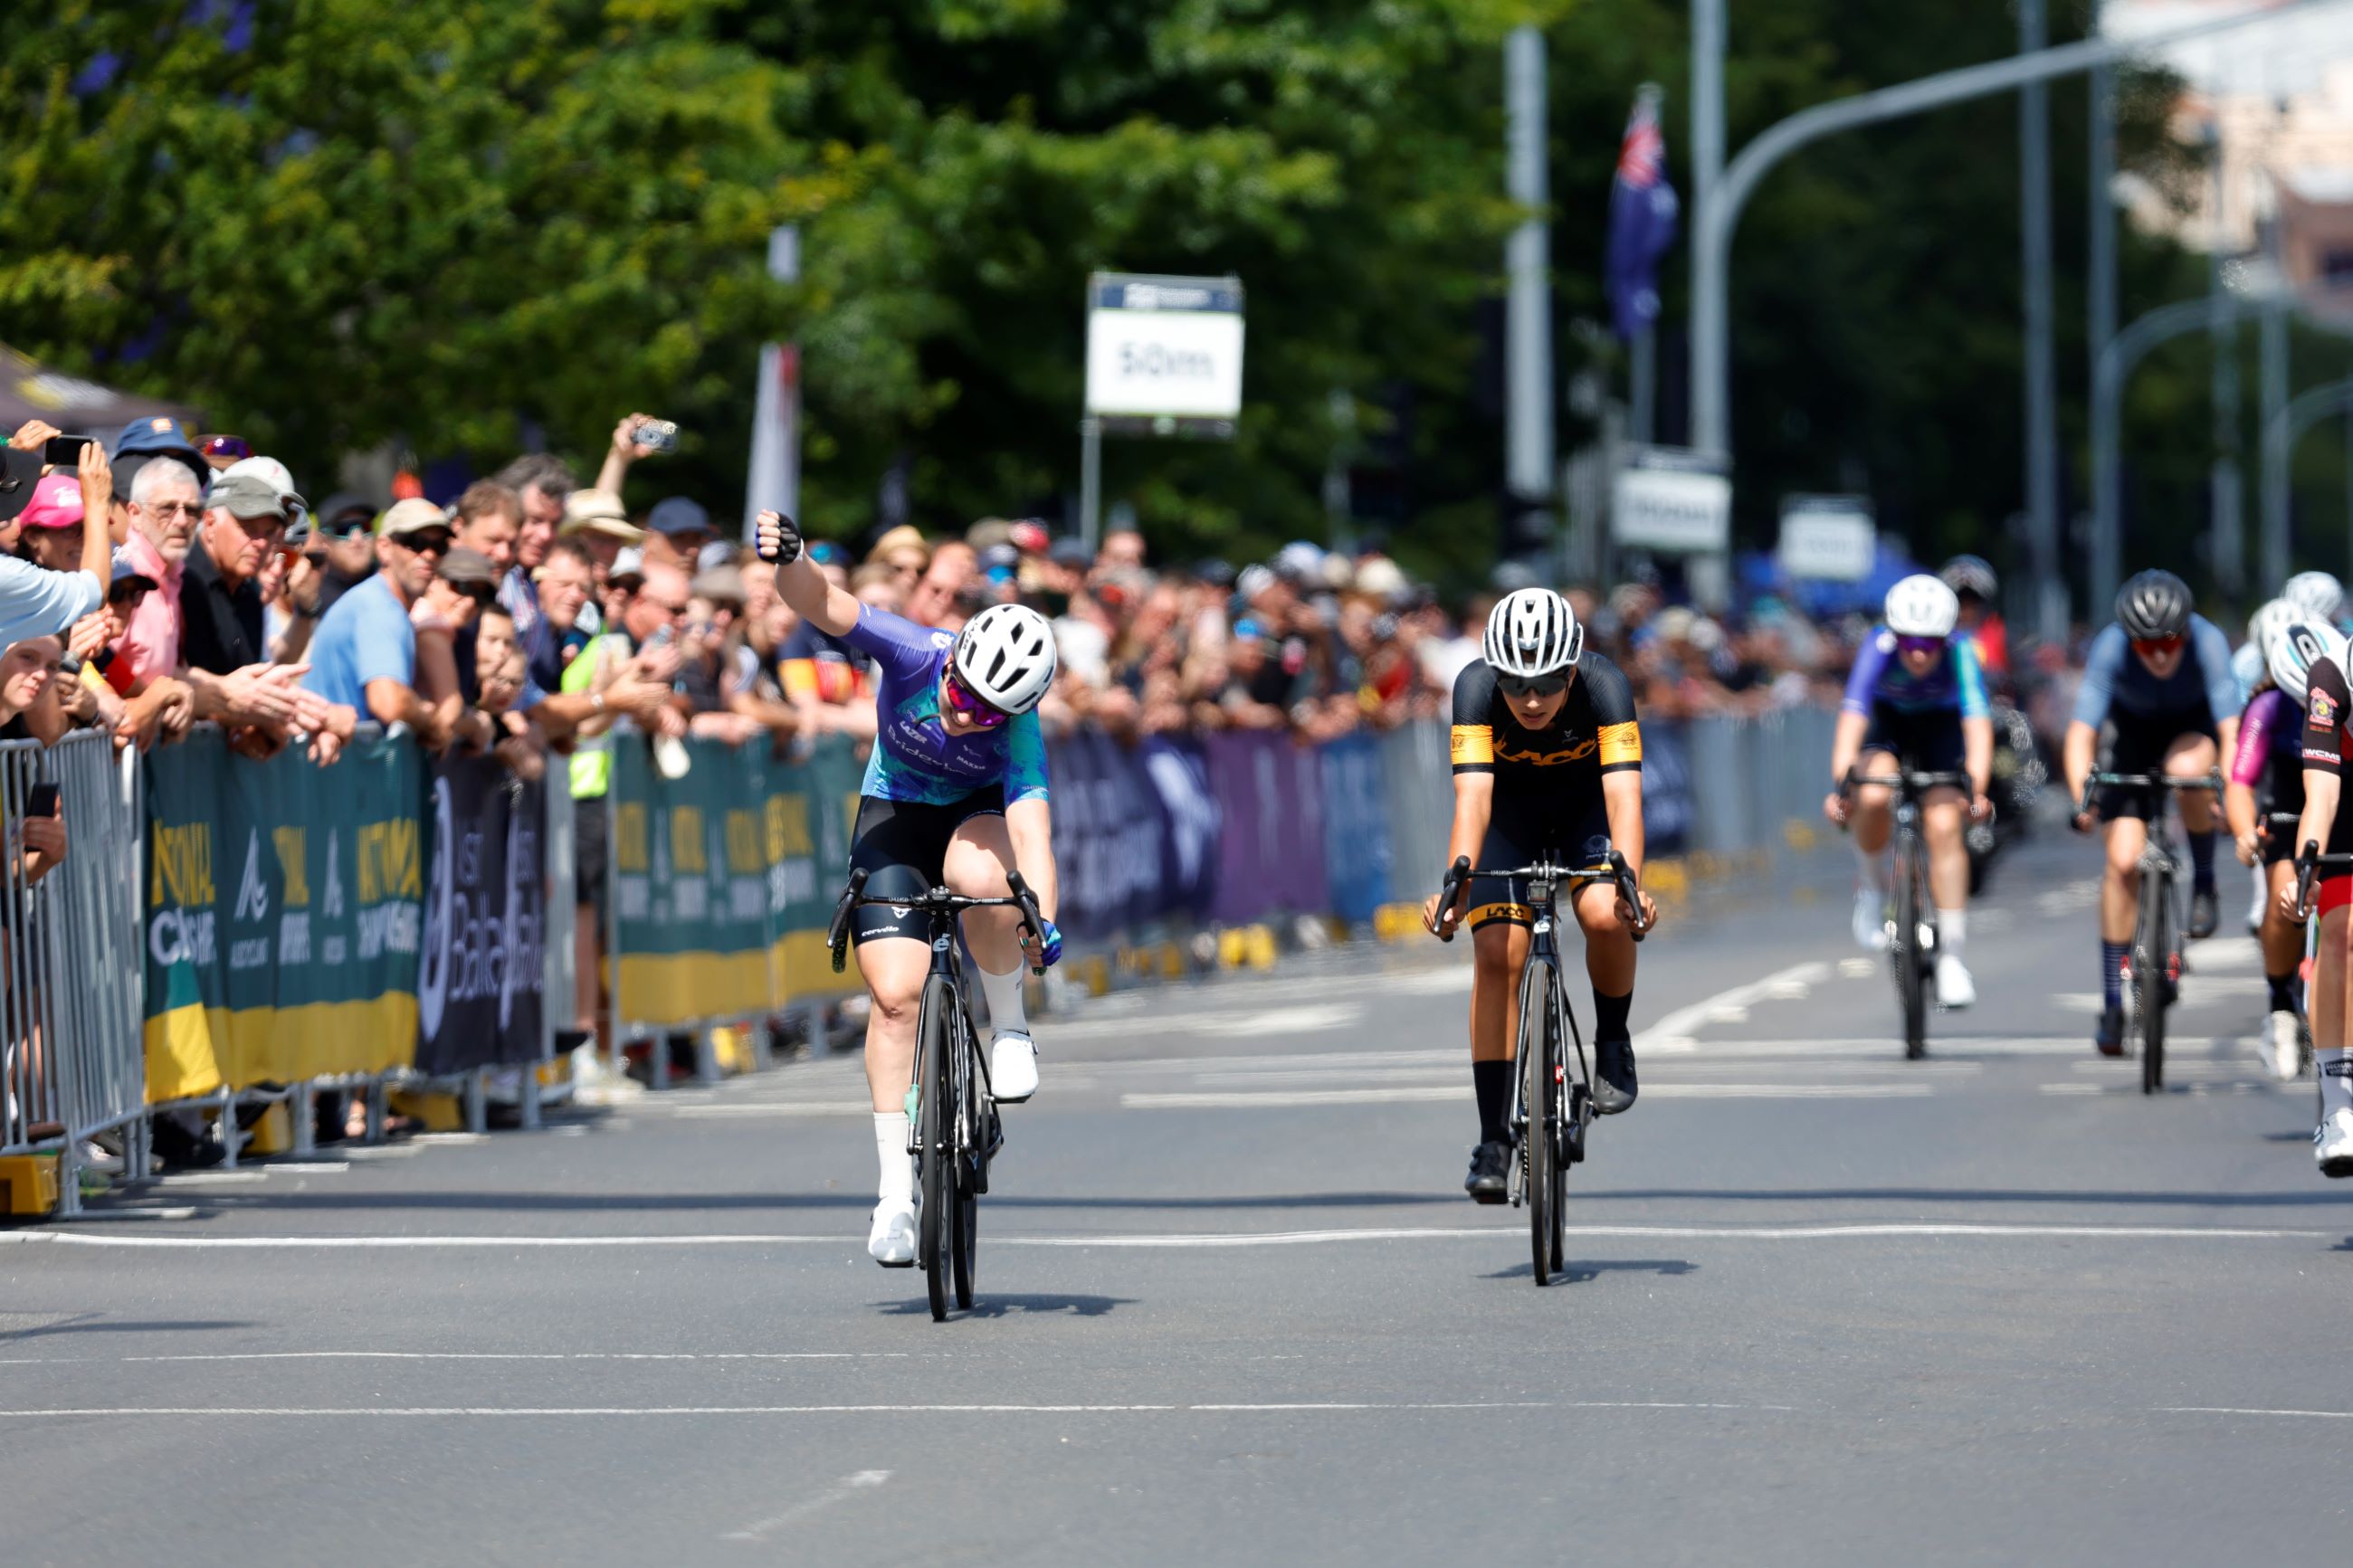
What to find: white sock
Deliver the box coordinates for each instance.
[976,962,1028,1038]
[1937,908,1967,960]
[2321,1050,2353,1121]
[1855,843,1887,892]
[872,1112,913,1204]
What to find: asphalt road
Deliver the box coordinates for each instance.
[6,833,2351,1566]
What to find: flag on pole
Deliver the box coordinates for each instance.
[1605,86,1679,342]
[743,226,801,541]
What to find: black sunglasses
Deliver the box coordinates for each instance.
[1498,671,1570,698]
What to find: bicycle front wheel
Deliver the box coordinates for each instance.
[951,1015,979,1311]
[2139,869,2169,1095]
[1521,955,1557,1287]
[1546,984,1570,1277]
[917,974,957,1320]
[1895,830,1928,1060]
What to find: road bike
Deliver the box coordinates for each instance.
[827,866,1048,1321]
[1434,850,1645,1287]
[2079,771,2222,1094]
[1848,768,1971,1060]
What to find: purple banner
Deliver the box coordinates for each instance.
[1204,730,1329,926]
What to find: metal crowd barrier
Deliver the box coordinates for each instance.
[0,730,148,1213]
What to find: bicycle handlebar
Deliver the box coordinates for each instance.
[1847,770,1972,794]
[2293,839,2353,919]
[825,867,1051,975]
[2073,771,2224,820]
[1433,851,1650,946]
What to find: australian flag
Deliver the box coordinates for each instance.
[1605,89,1680,341]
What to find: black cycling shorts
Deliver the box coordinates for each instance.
[2098,706,2219,822]
[574,795,608,920]
[1857,704,1967,780]
[849,787,1005,946]
[1463,788,1613,933]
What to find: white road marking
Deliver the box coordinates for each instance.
[1839,958,1878,978]
[725,1470,891,1542]
[258,1163,349,1174]
[1635,962,1833,1050]
[1221,1004,1362,1037]
[5,1221,2325,1253]
[1119,1083,1934,1108]
[155,1172,267,1187]
[662,1104,876,1118]
[2039,1083,2106,1095]
[2157,1406,2353,1420]
[0,1400,1777,1420]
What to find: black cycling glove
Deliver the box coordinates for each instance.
[757,510,803,565]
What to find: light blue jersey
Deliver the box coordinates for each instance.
[843,605,1049,806]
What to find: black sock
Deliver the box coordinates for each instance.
[2268,971,2304,1015]
[1592,988,1633,1044]
[2187,830,2217,894]
[1472,1060,1511,1145]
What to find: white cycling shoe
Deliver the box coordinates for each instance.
[990,1031,1039,1103]
[2317,1110,2353,1179]
[1852,889,1888,953]
[867,1198,918,1267]
[2264,1011,2305,1082]
[1934,955,1976,1010]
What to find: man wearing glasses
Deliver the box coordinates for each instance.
[2063,569,2240,1055]
[1824,575,1995,1004]
[1423,588,1658,1205]
[300,498,462,749]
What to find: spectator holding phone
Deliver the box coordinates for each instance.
[0,441,110,651]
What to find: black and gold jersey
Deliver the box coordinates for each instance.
[1449,652,1642,784]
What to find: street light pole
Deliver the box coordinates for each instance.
[1504,25,1554,537]
[1688,0,1725,458]
[2263,376,2353,581]
[2206,128,2244,597]
[2018,0,2062,642]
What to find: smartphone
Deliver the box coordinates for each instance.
[24,783,60,818]
[43,436,92,467]
[634,418,679,453]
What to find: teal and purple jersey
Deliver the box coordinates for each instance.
[1841,626,1990,720]
[842,604,1049,806]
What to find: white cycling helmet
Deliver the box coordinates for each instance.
[950,603,1058,715]
[2269,619,2345,699]
[1482,587,1583,677]
[2284,570,2343,623]
[2248,597,2296,662]
[1883,574,1960,639]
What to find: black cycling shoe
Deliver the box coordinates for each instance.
[2188,887,2218,940]
[1463,1141,1509,1203]
[2095,1005,2125,1058]
[1593,1037,1638,1115]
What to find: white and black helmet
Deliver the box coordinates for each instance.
[1482,587,1583,678]
[2269,619,2345,700]
[1883,574,1960,639]
[951,603,1058,715]
[2284,570,2344,624]
[2247,598,2296,661]
[2114,569,2192,641]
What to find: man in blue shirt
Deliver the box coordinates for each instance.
[302,498,459,748]
[2063,568,2241,1053]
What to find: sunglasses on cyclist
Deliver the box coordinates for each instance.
[2130,635,2184,658]
[941,669,1012,729]
[1497,671,1570,699]
[1894,634,1947,658]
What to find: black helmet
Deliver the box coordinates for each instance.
[1939,554,1997,603]
[2115,569,2192,641]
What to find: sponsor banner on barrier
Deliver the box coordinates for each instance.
[607,735,858,1029]
[143,727,424,1099]
[1045,731,1219,937]
[1318,730,1395,927]
[1205,729,1329,927]
[414,755,547,1076]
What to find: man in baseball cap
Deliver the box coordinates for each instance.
[110,415,205,499]
[643,495,714,571]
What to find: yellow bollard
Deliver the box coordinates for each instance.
[0,1153,60,1217]
[243,1102,291,1157]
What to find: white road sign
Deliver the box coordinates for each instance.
[1613,447,1730,552]
[1084,273,1244,430]
[1777,495,1877,581]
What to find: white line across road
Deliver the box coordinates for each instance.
[3,1221,2333,1250]
[0,1400,1777,1420]
[2157,1406,2353,1420]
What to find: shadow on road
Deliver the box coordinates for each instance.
[0,1314,259,1341]
[1480,1259,1697,1283]
[874,1293,1134,1318]
[157,1189,1463,1215]
[1574,1187,2353,1209]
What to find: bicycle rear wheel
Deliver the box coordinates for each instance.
[917,974,957,1320]
[1895,830,1928,1060]
[2139,869,2169,1095]
[1521,955,1556,1287]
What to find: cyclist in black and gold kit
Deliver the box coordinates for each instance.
[1424,588,1658,1202]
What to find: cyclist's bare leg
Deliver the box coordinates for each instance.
[944,814,1023,974]
[1571,880,1636,994]
[2311,906,2349,1055]
[2101,815,2148,943]
[1849,749,1899,859]
[2262,860,2306,982]
[854,937,929,1112]
[1470,919,1529,1065]
[1921,787,1968,910]
[2167,733,2220,833]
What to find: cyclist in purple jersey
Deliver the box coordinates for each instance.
[758,508,1063,1268]
[2223,624,2320,1079]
